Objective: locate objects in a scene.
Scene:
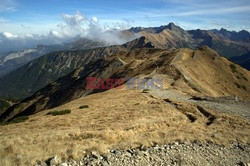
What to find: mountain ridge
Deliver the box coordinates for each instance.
[0,38,110,77]
[1,23,249,78]
[1,46,249,123]
[128,23,250,66]
[0,23,250,100]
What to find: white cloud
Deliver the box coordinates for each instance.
[0,31,64,53]
[92,17,98,23]
[59,12,138,44]
[62,11,86,26]
[137,5,250,18]
[0,11,138,53]
[0,0,16,12]
[2,32,17,38]
[170,6,250,16]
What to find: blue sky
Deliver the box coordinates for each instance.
[0,0,250,52]
[1,0,250,34]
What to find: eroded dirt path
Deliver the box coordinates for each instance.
[147,89,250,121]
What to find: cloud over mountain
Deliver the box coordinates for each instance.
[0,11,136,53]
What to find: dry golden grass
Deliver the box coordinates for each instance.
[1,47,250,165]
[163,47,250,99]
[2,47,250,125]
[0,87,249,165]
[140,30,177,49]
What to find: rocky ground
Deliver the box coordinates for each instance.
[148,89,250,121]
[40,142,250,166]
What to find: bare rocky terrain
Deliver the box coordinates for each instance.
[41,142,250,166]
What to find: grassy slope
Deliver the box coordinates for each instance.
[0,47,250,165]
[0,49,106,99]
[0,88,249,165]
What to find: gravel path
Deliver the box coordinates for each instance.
[43,142,250,166]
[191,97,250,121]
[148,89,250,121]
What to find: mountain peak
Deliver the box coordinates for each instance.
[219,28,228,33]
[239,30,250,35]
[166,22,177,29]
[128,22,183,34]
[128,27,145,33]
[122,36,154,49]
[154,22,182,33]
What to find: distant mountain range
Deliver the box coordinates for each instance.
[128,23,250,69]
[0,38,108,77]
[211,28,250,42]
[1,23,249,78]
[0,44,71,77]
[0,23,249,100]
